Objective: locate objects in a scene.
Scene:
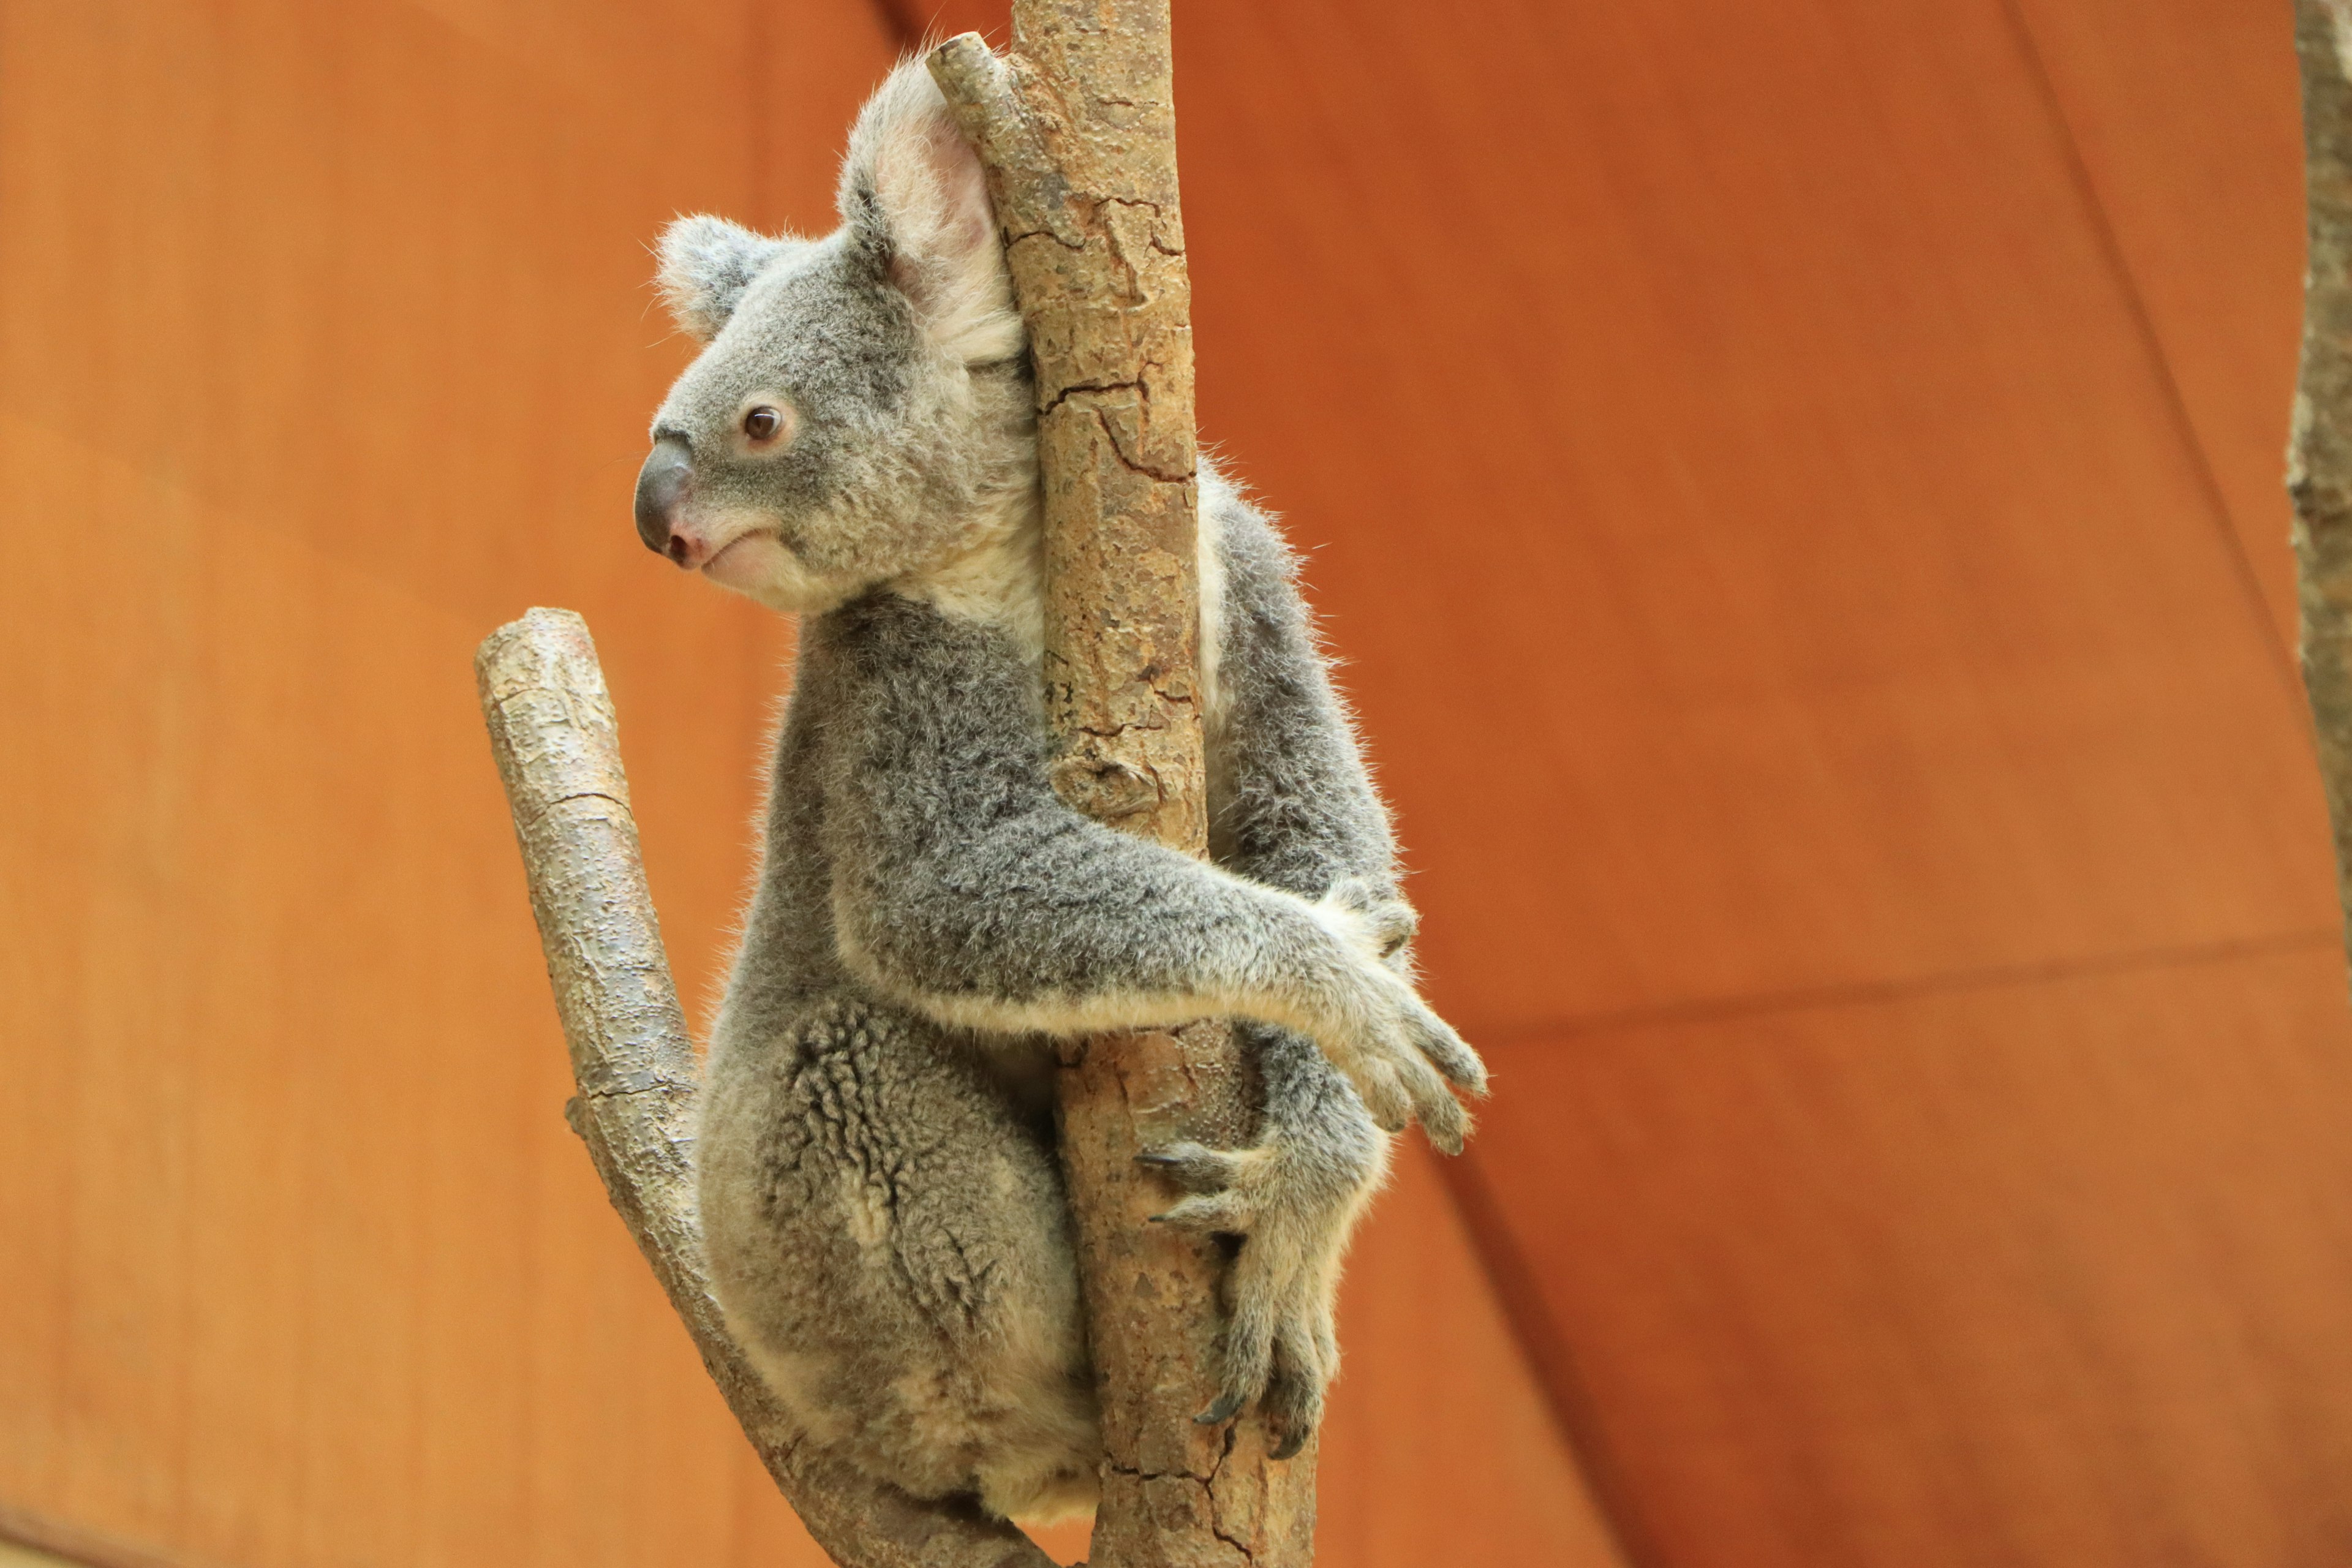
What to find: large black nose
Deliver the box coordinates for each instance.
[635,436,694,560]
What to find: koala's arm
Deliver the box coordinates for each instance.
[1126,484,1465,1449]
[1202,484,1408,917]
[815,592,1482,1147]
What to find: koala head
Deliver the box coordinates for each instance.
[634,60,1030,613]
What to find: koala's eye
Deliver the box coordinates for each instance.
[743,405,785,442]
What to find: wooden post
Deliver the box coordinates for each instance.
[475,608,1053,1568]
[932,10,1317,1566]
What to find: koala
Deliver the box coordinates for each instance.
[635,60,1485,1523]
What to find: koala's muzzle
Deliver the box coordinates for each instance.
[635,436,696,566]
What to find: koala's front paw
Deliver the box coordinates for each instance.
[1139,1140,1365,1460]
[1304,880,1486,1154]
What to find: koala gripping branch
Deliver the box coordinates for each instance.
[475,609,1052,1568]
[932,11,1317,1568]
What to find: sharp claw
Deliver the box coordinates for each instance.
[1196,1391,1246,1427]
[1137,1141,1247,1197]
[1161,1202,1249,1236]
[1270,1427,1310,1461]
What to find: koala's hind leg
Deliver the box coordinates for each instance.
[1139,1022,1390,1458]
[696,998,1099,1521]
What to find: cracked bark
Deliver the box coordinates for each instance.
[933,10,1316,1568]
[2296,1,2352,978]
[476,608,1053,1568]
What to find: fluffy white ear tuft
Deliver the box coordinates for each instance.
[839,60,1021,364]
[655,215,791,343]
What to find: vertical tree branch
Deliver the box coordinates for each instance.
[932,13,1316,1567]
[476,608,1052,1568]
[2294,1,2352,970]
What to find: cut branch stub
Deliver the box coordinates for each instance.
[476,607,1052,1568]
[934,12,1317,1566]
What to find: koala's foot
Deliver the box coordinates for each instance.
[1139,1137,1378,1460]
[1303,878,1487,1153]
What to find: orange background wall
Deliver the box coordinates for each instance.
[3,2,2348,1567]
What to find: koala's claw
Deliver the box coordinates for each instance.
[1196,1390,1246,1427]
[1136,1142,1244,1194]
[1262,1340,1326,1460]
[1140,1144,1261,1233]
[1137,1136,1352,1457]
[1153,1191,1246,1232]
[1306,881,1488,1152]
[1361,1002,1478,1152]
[1410,1006,1488,1096]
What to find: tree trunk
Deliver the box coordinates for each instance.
[930,10,1317,1567]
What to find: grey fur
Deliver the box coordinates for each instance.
[645,62,1483,1521]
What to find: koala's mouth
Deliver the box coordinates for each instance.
[692,522,853,615]
[703,529,790,590]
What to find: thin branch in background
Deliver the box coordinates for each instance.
[2294,0,2352,970]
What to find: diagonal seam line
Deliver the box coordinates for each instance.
[1438,1148,1667,1568]
[1434,926,2339,1568]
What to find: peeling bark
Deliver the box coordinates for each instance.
[932,10,1316,1566]
[2295,1,2352,974]
[475,608,1053,1568]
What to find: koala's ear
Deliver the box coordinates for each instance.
[654,214,790,343]
[839,59,1018,361]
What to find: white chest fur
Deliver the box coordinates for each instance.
[898,484,1230,734]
